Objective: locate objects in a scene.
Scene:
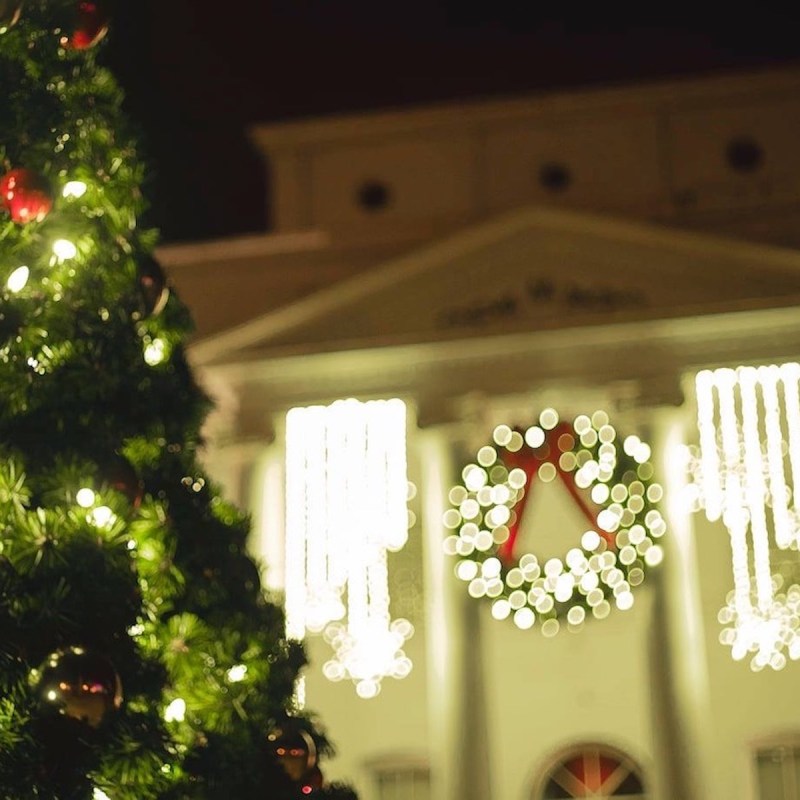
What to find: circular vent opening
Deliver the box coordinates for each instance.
[726,137,764,173]
[357,181,392,212]
[539,162,572,193]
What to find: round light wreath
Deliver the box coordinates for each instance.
[443,408,666,635]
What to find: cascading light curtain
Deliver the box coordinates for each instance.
[692,363,800,670]
[284,398,413,698]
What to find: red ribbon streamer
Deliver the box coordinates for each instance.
[496,422,613,564]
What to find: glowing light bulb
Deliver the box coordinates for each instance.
[226,664,247,683]
[356,680,380,699]
[164,697,186,722]
[76,487,96,508]
[88,505,115,528]
[513,607,535,629]
[6,265,29,293]
[52,239,77,261]
[539,408,559,430]
[62,180,87,199]
[525,426,545,448]
[581,530,601,551]
[144,338,166,366]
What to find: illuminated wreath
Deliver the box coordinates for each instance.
[443,408,666,635]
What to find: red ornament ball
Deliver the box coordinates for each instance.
[63,1,109,50]
[0,169,54,224]
[0,1,23,33]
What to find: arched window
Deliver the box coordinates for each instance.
[535,743,647,799]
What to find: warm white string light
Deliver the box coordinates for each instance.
[693,363,800,670]
[713,370,755,620]
[695,369,724,522]
[738,368,772,611]
[284,398,413,697]
[782,362,800,524]
[760,366,793,549]
[326,401,351,592]
[284,408,309,641]
[285,406,344,638]
[6,265,29,293]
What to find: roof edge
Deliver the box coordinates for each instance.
[187,206,800,365]
[247,64,800,150]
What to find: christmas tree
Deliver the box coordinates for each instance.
[0,3,356,798]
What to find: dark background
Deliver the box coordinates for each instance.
[103,2,800,244]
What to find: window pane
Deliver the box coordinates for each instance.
[757,752,786,800]
[794,751,800,800]
[416,769,431,800]
[615,772,645,795]
[376,768,430,800]
[542,776,572,798]
[377,774,393,800]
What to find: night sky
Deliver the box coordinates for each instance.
[102,2,800,244]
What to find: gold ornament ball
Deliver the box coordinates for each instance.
[36,646,123,728]
[267,726,317,782]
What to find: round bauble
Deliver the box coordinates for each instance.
[0,169,54,224]
[267,725,317,782]
[137,255,169,317]
[63,1,108,50]
[35,647,123,728]
[0,1,23,34]
[231,554,262,597]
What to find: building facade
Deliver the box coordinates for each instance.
[161,67,800,800]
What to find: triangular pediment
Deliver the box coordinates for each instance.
[192,207,800,367]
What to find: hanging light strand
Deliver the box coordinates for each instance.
[781,363,800,526]
[284,399,414,697]
[695,370,724,522]
[284,408,310,641]
[760,366,793,549]
[693,363,800,670]
[738,368,773,612]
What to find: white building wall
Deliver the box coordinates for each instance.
[693,510,800,800]
[185,63,800,800]
[244,403,677,799]
[302,631,431,798]
[206,362,800,800]
[483,589,657,800]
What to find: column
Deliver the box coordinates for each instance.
[649,404,715,800]
[418,423,493,800]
